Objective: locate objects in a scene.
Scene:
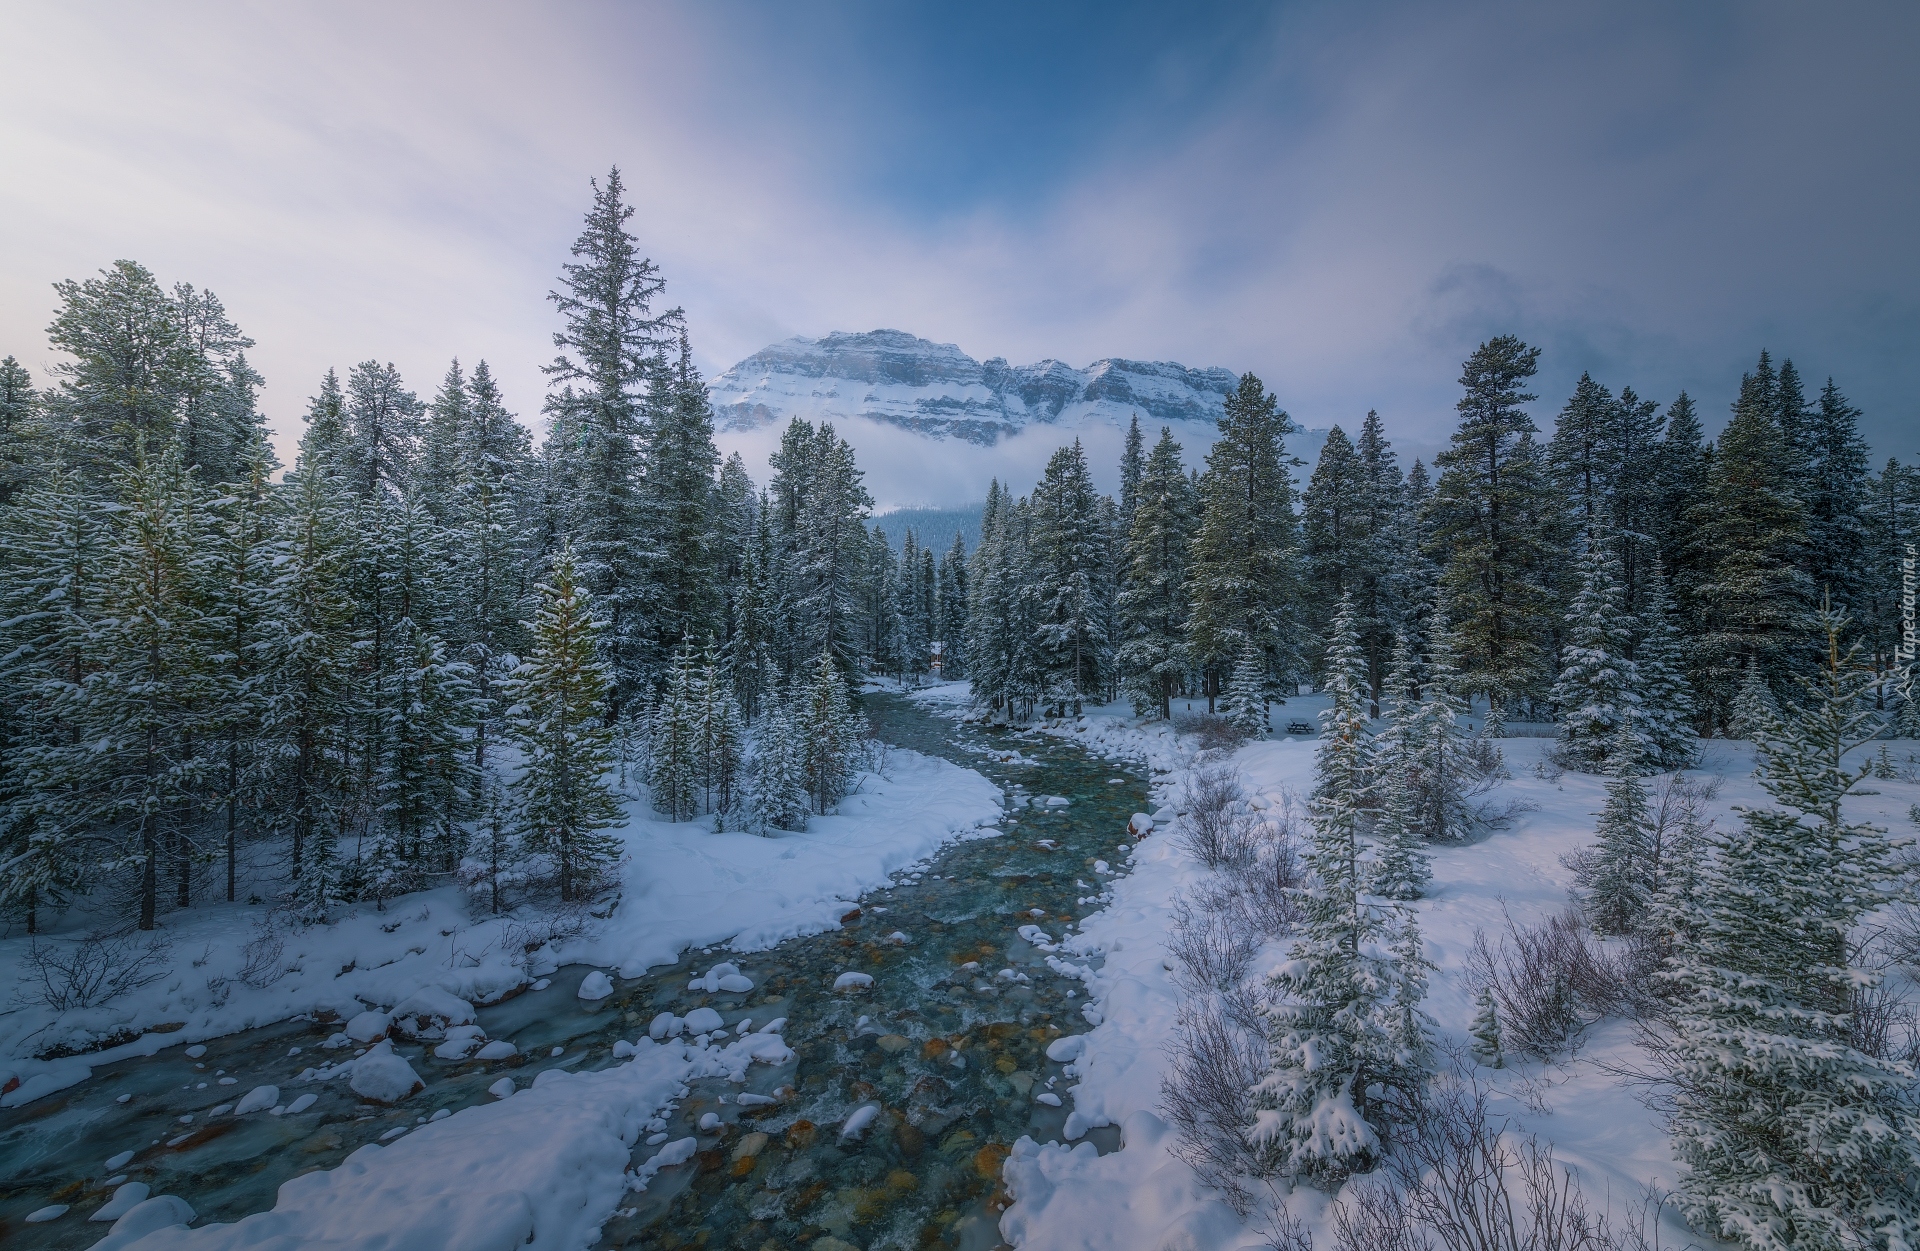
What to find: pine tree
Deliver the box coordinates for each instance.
[746,697,809,834]
[1635,558,1698,768]
[42,260,185,484]
[1029,441,1108,715]
[170,283,264,486]
[1428,337,1563,718]
[1469,987,1504,1068]
[1685,356,1813,729]
[1412,612,1478,842]
[544,169,683,717]
[507,545,624,902]
[1551,537,1644,770]
[0,465,108,931]
[771,420,874,677]
[1654,391,1711,622]
[647,331,722,656]
[936,532,969,679]
[1118,428,1194,719]
[800,651,861,813]
[648,641,700,821]
[1254,592,1428,1180]
[203,446,280,901]
[1369,636,1430,901]
[418,359,471,525]
[1353,409,1405,714]
[1662,608,1920,1250]
[1303,424,1366,654]
[1579,729,1654,935]
[896,529,929,682]
[1728,658,1779,742]
[1188,372,1299,709]
[341,361,422,502]
[1219,645,1271,737]
[0,354,40,506]
[1119,412,1145,534]
[90,439,217,928]
[1802,379,1871,615]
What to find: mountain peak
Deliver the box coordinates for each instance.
[709,330,1239,445]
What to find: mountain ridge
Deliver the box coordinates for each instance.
[708,328,1240,445]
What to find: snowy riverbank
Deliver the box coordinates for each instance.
[943,693,1920,1251]
[2,746,1003,1103]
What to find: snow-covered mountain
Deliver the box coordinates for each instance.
[709,329,1240,445]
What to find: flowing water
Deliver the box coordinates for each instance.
[0,692,1150,1250]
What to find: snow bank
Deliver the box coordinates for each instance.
[569,746,1002,976]
[92,1040,697,1251]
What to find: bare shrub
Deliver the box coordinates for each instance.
[498,904,590,972]
[1175,711,1250,753]
[1332,1173,1434,1251]
[1390,1064,1626,1251]
[1462,733,1508,782]
[1169,896,1260,995]
[1257,1195,1323,1251]
[19,927,172,1011]
[1160,995,1271,1212]
[1466,909,1634,1057]
[1178,765,1260,870]
[238,912,294,989]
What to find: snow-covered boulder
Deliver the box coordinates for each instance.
[473,1039,516,1060]
[1128,812,1154,835]
[833,971,873,991]
[348,1042,422,1104]
[839,1104,880,1139]
[89,1182,150,1221]
[344,1011,391,1043]
[389,988,476,1039]
[682,1007,724,1034]
[577,971,614,1000]
[433,1025,487,1060]
[648,1012,679,1040]
[88,1195,196,1249]
[689,963,755,994]
[1045,1035,1086,1063]
[233,1084,279,1115]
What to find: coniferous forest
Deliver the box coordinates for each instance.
[5,168,1920,1250]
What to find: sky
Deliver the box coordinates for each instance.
[2,0,1915,504]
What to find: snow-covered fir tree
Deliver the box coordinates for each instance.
[647,641,700,821]
[506,545,623,901]
[1219,644,1271,738]
[1117,427,1195,719]
[1728,657,1779,741]
[1576,727,1654,936]
[1551,535,1645,769]
[1253,592,1429,1181]
[1369,635,1431,901]
[1635,557,1698,767]
[1661,608,1920,1250]
[1029,441,1109,715]
[745,696,809,834]
[1469,987,1504,1068]
[1411,612,1479,841]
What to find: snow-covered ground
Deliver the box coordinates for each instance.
[2,746,1002,1105]
[909,690,1920,1251]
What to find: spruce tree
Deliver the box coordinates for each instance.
[1119,412,1145,534]
[1427,337,1562,718]
[43,260,186,484]
[1029,441,1108,715]
[419,359,471,524]
[1551,536,1644,770]
[1219,645,1271,738]
[647,331,722,656]
[800,651,861,813]
[1254,592,1428,1180]
[648,641,700,821]
[1353,409,1405,713]
[1685,356,1813,728]
[1635,558,1698,768]
[544,169,683,717]
[1413,612,1478,842]
[507,545,623,901]
[1188,372,1299,709]
[936,533,969,679]
[341,360,422,502]
[1802,379,1871,614]
[1662,608,1920,1250]
[1117,428,1195,719]
[91,439,216,928]
[1369,636,1430,901]
[1579,729,1654,936]
[1303,423,1366,657]
[0,354,39,506]
[746,697,809,834]
[1728,657,1779,742]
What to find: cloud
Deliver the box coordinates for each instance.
[1,0,1912,509]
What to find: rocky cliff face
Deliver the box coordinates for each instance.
[709,329,1239,444]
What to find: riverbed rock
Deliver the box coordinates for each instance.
[875,1034,910,1053]
[731,1131,769,1160]
[348,1042,422,1103]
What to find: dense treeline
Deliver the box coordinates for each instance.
[0,171,969,935]
[967,335,1919,745]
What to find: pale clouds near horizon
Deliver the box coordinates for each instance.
[2,1,1914,507]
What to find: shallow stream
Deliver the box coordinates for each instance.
[0,692,1151,1250]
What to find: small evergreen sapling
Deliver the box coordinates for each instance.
[1551,538,1644,770]
[746,698,809,834]
[1727,657,1778,742]
[1369,635,1430,901]
[1577,728,1654,936]
[1469,987,1504,1068]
